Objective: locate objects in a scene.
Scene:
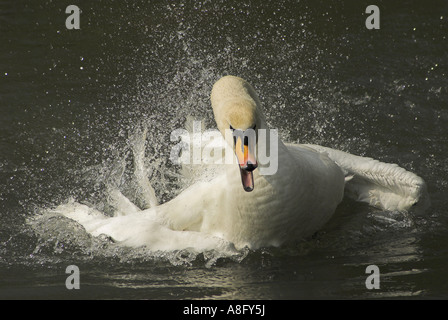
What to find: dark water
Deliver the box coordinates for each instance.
[1,0,448,300]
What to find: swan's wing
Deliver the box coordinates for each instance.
[44,200,236,252]
[153,173,230,232]
[298,144,430,213]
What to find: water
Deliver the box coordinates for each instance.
[1,0,448,299]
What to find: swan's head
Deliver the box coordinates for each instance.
[211,76,264,192]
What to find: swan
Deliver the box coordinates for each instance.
[53,75,429,251]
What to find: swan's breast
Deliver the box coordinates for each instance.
[200,145,345,249]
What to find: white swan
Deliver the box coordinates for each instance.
[54,75,429,251]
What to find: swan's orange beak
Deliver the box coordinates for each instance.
[234,133,258,192]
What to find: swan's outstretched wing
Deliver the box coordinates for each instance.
[296,144,430,213]
[48,198,236,252]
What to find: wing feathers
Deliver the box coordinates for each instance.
[304,144,430,213]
